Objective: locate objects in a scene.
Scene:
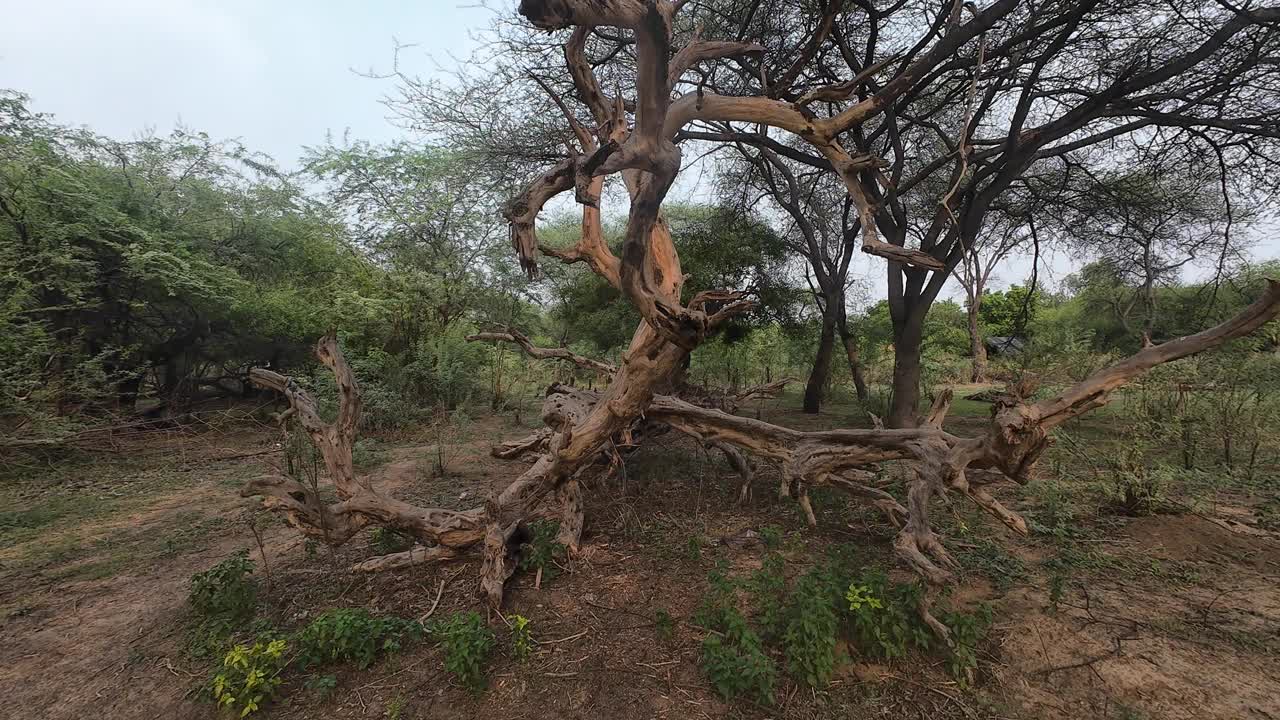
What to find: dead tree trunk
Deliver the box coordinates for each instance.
[246,279,1279,617]
[240,0,1280,622]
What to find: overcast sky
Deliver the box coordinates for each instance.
[2,0,1274,303]
[0,0,495,167]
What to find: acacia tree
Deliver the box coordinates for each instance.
[725,146,870,409]
[241,0,1280,630]
[667,0,1280,425]
[952,203,1033,381]
[1055,167,1247,344]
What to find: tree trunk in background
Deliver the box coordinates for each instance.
[888,316,924,428]
[837,310,869,400]
[803,314,837,414]
[117,375,142,411]
[967,300,987,383]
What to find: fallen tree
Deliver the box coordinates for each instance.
[242,0,1280,635]
[246,276,1279,629]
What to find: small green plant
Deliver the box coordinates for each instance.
[1047,572,1068,612]
[518,520,565,581]
[750,551,786,640]
[942,604,994,686]
[187,616,239,659]
[845,570,933,659]
[700,608,777,704]
[429,611,495,691]
[295,608,423,670]
[210,639,287,717]
[370,526,413,555]
[693,563,738,630]
[190,550,257,620]
[760,525,783,549]
[303,673,337,698]
[958,538,1029,591]
[1030,478,1078,538]
[654,609,675,641]
[685,535,703,560]
[782,570,840,688]
[509,614,533,660]
[384,695,406,719]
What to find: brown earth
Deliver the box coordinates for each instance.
[1,402,1277,720]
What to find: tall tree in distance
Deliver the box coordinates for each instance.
[725,145,870,410]
[953,200,1036,382]
[1055,166,1250,345]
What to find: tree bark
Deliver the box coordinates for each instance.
[803,313,837,413]
[968,299,988,383]
[837,307,869,401]
[888,313,925,427]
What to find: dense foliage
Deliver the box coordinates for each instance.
[3,88,1278,453]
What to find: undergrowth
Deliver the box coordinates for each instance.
[295,608,424,670]
[518,519,565,581]
[693,545,996,703]
[428,610,495,691]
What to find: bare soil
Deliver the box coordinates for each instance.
[1,400,1277,720]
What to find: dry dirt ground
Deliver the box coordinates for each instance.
[1,396,1278,720]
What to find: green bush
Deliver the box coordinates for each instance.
[190,550,257,620]
[782,571,840,688]
[210,639,287,717]
[693,564,738,630]
[429,611,495,691]
[700,608,777,704]
[295,608,423,670]
[845,570,933,659]
[750,551,786,640]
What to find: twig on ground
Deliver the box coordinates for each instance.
[418,579,446,624]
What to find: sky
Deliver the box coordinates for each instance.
[0,0,496,168]
[2,0,1275,305]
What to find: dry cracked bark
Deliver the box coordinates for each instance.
[241,0,1280,629]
